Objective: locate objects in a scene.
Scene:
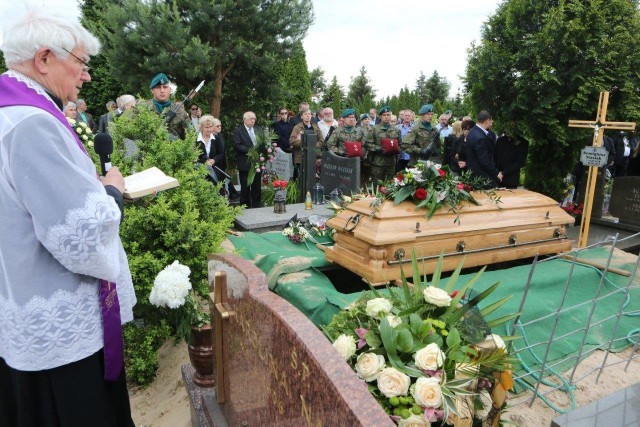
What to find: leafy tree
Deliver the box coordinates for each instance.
[322,76,345,114]
[345,66,376,115]
[309,66,327,98]
[0,51,6,73]
[95,0,314,118]
[465,0,640,199]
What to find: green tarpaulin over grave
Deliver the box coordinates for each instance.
[229,232,640,383]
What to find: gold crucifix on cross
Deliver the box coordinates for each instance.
[568,91,635,247]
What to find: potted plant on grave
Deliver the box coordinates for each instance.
[149,260,213,387]
[273,179,288,213]
[324,254,518,426]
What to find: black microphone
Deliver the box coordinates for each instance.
[94,133,113,176]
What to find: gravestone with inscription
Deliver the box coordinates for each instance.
[268,149,293,181]
[193,254,391,426]
[319,151,361,196]
[608,176,640,228]
[300,133,318,199]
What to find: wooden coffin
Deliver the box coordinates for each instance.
[324,189,574,283]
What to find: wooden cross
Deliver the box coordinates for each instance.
[209,270,235,403]
[568,91,636,247]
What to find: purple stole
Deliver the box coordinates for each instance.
[0,72,124,381]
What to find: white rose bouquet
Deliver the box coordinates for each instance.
[66,117,95,148]
[324,253,517,426]
[150,260,210,342]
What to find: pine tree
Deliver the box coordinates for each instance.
[309,67,327,99]
[322,76,345,115]
[278,41,311,110]
[345,66,376,115]
[95,0,313,117]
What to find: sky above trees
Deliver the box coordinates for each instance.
[0,0,501,99]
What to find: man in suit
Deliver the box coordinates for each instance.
[233,111,262,208]
[75,99,96,132]
[466,110,503,189]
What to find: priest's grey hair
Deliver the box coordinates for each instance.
[0,7,100,67]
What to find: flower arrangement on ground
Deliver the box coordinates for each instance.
[377,161,500,220]
[149,260,210,342]
[247,128,277,185]
[282,220,310,244]
[561,202,583,218]
[66,117,95,148]
[324,254,517,426]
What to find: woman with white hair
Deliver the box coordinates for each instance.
[196,116,240,200]
[63,101,77,119]
[0,7,136,426]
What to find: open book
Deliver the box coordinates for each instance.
[123,166,179,200]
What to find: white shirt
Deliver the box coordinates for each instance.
[318,119,338,140]
[0,71,135,371]
[197,132,214,156]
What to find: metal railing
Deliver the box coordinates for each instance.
[505,232,640,412]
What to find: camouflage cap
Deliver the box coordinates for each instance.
[341,108,356,118]
[419,104,434,115]
[378,105,391,115]
[149,73,170,89]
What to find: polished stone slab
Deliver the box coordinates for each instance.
[551,382,640,427]
[234,202,335,231]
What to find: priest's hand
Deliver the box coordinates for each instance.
[100,167,126,194]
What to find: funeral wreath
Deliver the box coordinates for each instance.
[246,127,277,185]
[325,254,517,426]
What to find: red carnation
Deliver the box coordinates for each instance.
[450,291,459,298]
[457,183,465,190]
[438,169,446,178]
[414,188,427,200]
[396,173,404,181]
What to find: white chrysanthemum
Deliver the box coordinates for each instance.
[149,261,192,309]
[166,260,191,277]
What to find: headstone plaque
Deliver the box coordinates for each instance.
[608,176,640,227]
[319,151,361,196]
[580,146,609,167]
[268,149,293,181]
[201,254,391,426]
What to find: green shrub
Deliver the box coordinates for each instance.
[109,108,240,385]
[123,321,171,386]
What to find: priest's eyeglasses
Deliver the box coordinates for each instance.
[61,48,91,73]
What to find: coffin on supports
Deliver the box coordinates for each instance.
[324,189,574,283]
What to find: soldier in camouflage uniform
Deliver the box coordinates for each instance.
[143,73,191,140]
[365,106,401,183]
[401,104,441,167]
[326,108,365,157]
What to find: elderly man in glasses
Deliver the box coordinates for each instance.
[0,7,136,426]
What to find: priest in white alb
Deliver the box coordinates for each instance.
[0,7,136,426]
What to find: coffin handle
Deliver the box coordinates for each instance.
[344,213,362,232]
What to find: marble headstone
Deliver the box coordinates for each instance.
[608,176,640,227]
[320,151,361,196]
[203,254,391,426]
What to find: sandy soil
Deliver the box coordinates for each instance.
[130,340,191,427]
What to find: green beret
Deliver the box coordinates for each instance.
[419,104,434,115]
[444,109,452,115]
[360,113,370,120]
[341,108,356,118]
[149,73,170,89]
[378,105,391,115]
